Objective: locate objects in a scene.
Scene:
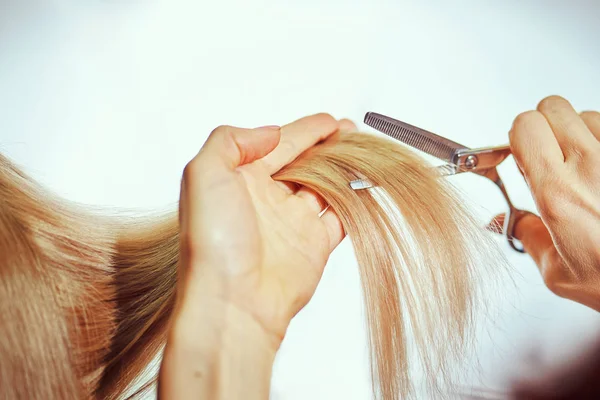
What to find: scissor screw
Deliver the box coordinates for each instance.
[464,155,478,169]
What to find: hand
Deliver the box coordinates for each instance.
[159,114,356,399]
[496,96,600,310]
[173,113,355,341]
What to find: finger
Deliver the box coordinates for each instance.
[295,187,328,214]
[513,213,554,261]
[274,181,299,195]
[338,118,358,133]
[195,125,281,172]
[181,125,280,230]
[485,212,569,290]
[537,96,598,159]
[580,111,600,142]
[509,110,564,187]
[320,207,345,253]
[512,213,576,295]
[260,113,339,174]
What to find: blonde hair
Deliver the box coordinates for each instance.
[0,131,501,399]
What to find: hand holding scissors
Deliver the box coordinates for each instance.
[354,96,600,312]
[351,111,534,252]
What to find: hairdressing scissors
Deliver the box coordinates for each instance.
[350,112,535,253]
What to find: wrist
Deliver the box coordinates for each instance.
[170,293,281,353]
[159,292,279,400]
[175,262,285,347]
[176,261,289,344]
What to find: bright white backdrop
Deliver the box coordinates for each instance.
[1,1,599,398]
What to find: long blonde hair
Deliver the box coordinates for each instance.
[0,131,502,399]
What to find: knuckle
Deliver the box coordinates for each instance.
[208,125,239,148]
[580,110,600,120]
[509,111,544,162]
[313,112,336,122]
[211,124,233,137]
[537,95,568,112]
[182,160,199,183]
[339,118,358,130]
[209,125,243,157]
[182,158,209,184]
[510,111,546,149]
[511,110,543,134]
[311,113,339,133]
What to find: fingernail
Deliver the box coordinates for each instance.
[254,125,280,130]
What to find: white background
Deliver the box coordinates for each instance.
[1,0,599,398]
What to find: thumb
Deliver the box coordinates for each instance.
[488,212,584,302]
[200,125,281,170]
[512,213,556,264]
[488,212,558,266]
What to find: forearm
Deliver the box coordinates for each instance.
[158,292,278,400]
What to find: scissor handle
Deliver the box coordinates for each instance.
[505,208,537,253]
[487,167,534,253]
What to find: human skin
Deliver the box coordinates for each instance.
[497,95,600,311]
[156,95,600,399]
[157,113,357,400]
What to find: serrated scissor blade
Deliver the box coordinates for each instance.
[364,112,468,164]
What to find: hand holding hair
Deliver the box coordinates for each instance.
[158,114,356,400]
[495,95,600,311]
[0,109,502,399]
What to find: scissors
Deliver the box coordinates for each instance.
[350,112,535,253]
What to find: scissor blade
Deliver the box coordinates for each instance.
[350,163,458,190]
[364,112,468,164]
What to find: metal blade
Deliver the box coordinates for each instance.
[349,163,459,190]
[364,112,469,164]
[349,178,373,190]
